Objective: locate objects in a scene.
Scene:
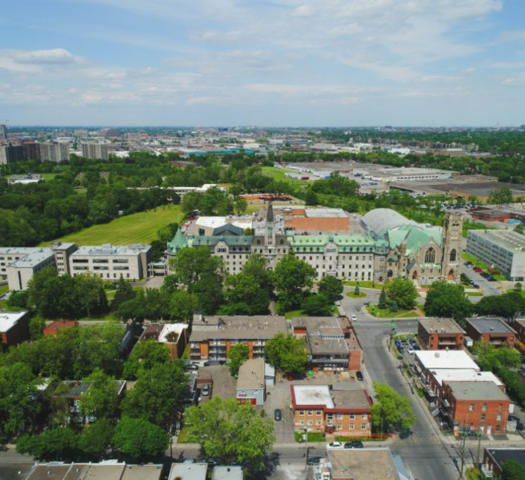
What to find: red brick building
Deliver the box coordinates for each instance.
[512,318,525,344]
[291,385,372,437]
[417,318,465,350]
[138,323,188,359]
[0,311,30,348]
[465,317,517,348]
[482,448,525,478]
[43,320,79,337]
[440,381,510,435]
[292,316,362,372]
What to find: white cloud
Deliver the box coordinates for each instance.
[497,30,525,43]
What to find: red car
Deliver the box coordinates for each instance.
[473,267,483,273]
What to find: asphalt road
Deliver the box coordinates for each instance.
[354,318,459,480]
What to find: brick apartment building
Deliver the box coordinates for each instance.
[0,311,30,348]
[291,385,372,437]
[512,318,525,344]
[440,381,510,435]
[291,316,362,371]
[417,318,466,350]
[482,448,525,478]
[189,315,287,366]
[465,317,517,347]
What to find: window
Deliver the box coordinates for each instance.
[361,414,367,420]
[469,404,474,412]
[349,424,355,430]
[299,410,304,416]
[299,420,304,426]
[425,247,436,263]
[337,414,343,420]
[481,414,486,422]
[482,404,487,412]
[92,259,109,263]
[307,420,313,426]
[316,410,322,416]
[349,414,355,420]
[450,249,457,262]
[308,410,313,416]
[361,424,367,430]
[497,414,502,422]
[316,420,322,426]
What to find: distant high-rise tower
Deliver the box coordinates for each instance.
[0,124,7,141]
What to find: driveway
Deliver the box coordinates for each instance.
[198,365,236,403]
[264,380,296,442]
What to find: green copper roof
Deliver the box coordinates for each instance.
[191,235,253,247]
[387,224,442,254]
[166,229,188,254]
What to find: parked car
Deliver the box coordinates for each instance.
[414,345,421,351]
[307,456,323,465]
[398,346,405,354]
[407,346,415,355]
[351,314,357,321]
[473,267,482,273]
[473,284,480,289]
[356,371,364,381]
[410,338,417,346]
[328,442,343,449]
[274,409,282,421]
[344,441,364,449]
[202,384,210,396]
[395,340,401,348]
[488,276,496,282]
[401,340,409,346]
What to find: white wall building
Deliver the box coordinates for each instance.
[236,358,267,406]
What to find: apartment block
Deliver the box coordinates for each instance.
[466,229,525,281]
[417,318,466,350]
[69,244,151,281]
[465,317,517,347]
[25,143,41,161]
[50,242,78,275]
[189,314,287,366]
[440,381,510,434]
[291,385,372,437]
[82,142,109,160]
[39,142,70,162]
[292,316,362,371]
[0,145,26,164]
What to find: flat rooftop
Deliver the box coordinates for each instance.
[449,381,509,402]
[468,229,525,253]
[415,350,480,372]
[328,449,400,480]
[305,208,347,218]
[486,449,525,470]
[169,463,208,480]
[237,359,265,390]
[0,311,28,332]
[431,369,503,388]
[191,315,287,341]
[419,318,465,335]
[292,385,371,410]
[8,249,54,268]
[212,466,243,480]
[467,317,517,335]
[71,244,150,257]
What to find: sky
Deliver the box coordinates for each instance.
[1,0,525,126]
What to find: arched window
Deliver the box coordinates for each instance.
[280,238,284,245]
[450,249,457,262]
[256,239,261,245]
[424,247,436,264]
[387,270,393,278]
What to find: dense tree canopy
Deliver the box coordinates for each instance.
[264,333,309,376]
[372,382,416,432]
[274,253,316,313]
[384,278,418,311]
[424,281,474,323]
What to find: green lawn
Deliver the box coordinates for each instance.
[41,204,184,246]
[343,281,383,289]
[261,167,309,187]
[346,291,367,299]
[41,173,57,181]
[245,204,265,215]
[0,285,9,296]
[466,292,483,297]
[367,305,420,318]
[462,252,507,281]
[285,310,306,319]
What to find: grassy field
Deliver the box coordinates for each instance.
[343,281,383,289]
[346,291,367,298]
[261,167,309,187]
[367,305,420,318]
[0,285,9,296]
[41,204,184,246]
[41,173,57,181]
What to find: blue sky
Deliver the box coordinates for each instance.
[1,0,525,126]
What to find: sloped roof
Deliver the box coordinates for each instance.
[166,229,187,254]
[191,235,253,247]
[387,224,442,253]
[212,223,243,236]
[363,208,417,237]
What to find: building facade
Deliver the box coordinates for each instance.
[82,142,109,160]
[465,318,517,348]
[0,311,30,348]
[39,143,70,162]
[168,207,463,285]
[417,318,466,350]
[0,145,26,164]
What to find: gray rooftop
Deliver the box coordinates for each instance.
[486,448,525,470]
[467,317,517,335]
[328,449,401,480]
[305,208,347,218]
[212,466,243,480]
[237,359,265,390]
[419,318,465,335]
[8,250,54,268]
[332,389,372,410]
[449,381,509,401]
[72,244,151,257]
[169,463,208,480]
[468,229,525,252]
[191,315,287,341]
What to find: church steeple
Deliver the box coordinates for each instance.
[265,204,275,246]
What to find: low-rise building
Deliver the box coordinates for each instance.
[510,317,525,345]
[212,466,243,480]
[168,462,208,480]
[236,358,269,406]
[465,317,517,347]
[189,315,287,366]
[292,316,362,371]
[4,248,56,291]
[138,323,189,359]
[291,385,372,437]
[417,318,466,350]
[482,448,525,478]
[440,381,511,435]
[414,350,480,381]
[69,244,152,281]
[0,311,30,348]
[43,320,79,338]
[310,448,410,480]
[7,173,43,185]
[466,229,525,281]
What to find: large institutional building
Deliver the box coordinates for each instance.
[167,206,463,285]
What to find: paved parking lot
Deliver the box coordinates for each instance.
[198,365,236,403]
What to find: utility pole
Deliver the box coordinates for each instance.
[476,426,483,469]
[459,430,466,480]
[304,427,308,470]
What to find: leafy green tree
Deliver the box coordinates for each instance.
[149,239,166,263]
[29,316,46,340]
[476,291,525,320]
[79,419,114,459]
[424,281,474,323]
[157,222,179,243]
[241,254,274,294]
[488,187,514,204]
[304,189,319,206]
[0,363,42,437]
[16,428,79,461]
[27,267,59,311]
[354,283,360,297]
[274,253,316,313]
[123,361,188,428]
[113,417,170,461]
[378,288,388,309]
[80,369,119,420]
[234,197,248,215]
[184,397,275,472]
[384,278,418,310]
[501,460,525,480]
[6,290,29,309]
[302,294,332,316]
[227,343,250,376]
[76,274,108,317]
[318,275,344,303]
[515,223,524,236]
[169,290,200,322]
[223,272,270,315]
[372,382,416,432]
[111,277,136,311]
[264,333,308,376]
[473,341,521,372]
[123,339,170,380]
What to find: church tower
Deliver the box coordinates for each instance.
[441,211,464,282]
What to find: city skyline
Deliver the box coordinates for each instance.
[1,0,525,126]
